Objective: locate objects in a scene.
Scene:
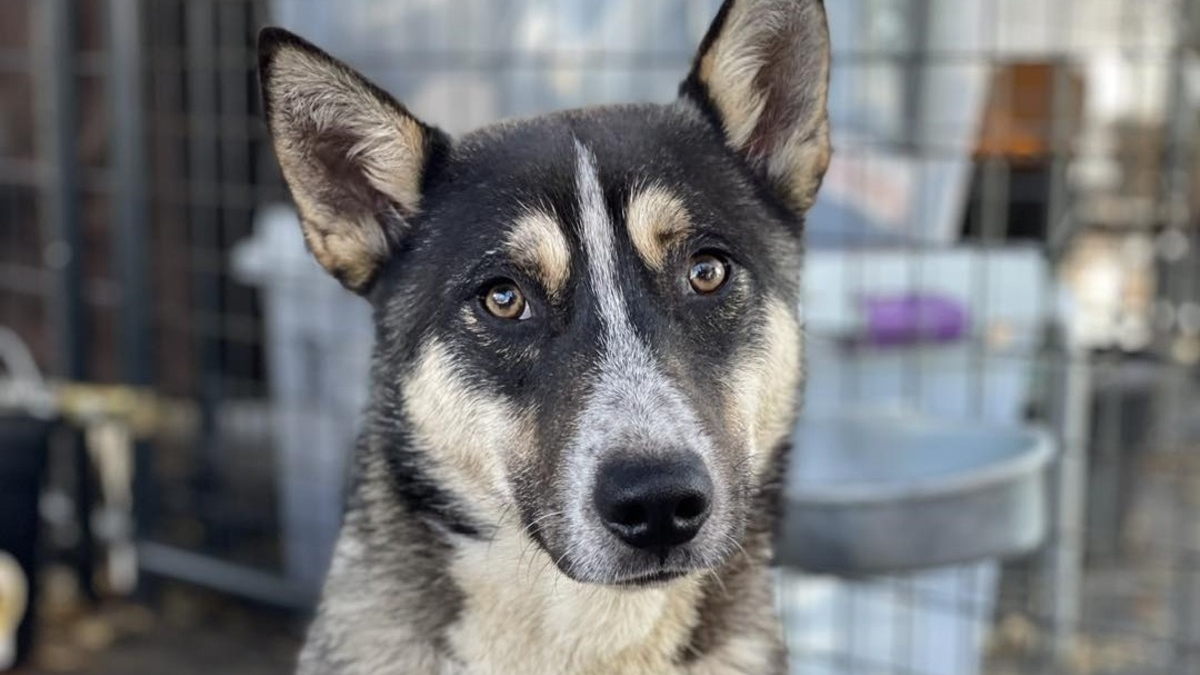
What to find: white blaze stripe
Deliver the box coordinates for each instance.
[565,141,720,579]
[573,140,682,422]
[574,140,632,343]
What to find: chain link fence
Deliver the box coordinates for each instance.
[2,1,1200,673]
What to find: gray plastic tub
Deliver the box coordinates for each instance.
[778,415,1054,575]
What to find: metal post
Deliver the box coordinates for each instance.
[34,0,97,603]
[902,0,930,152]
[107,0,157,601]
[33,0,85,381]
[1035,1,1087,664]
[182,0,223,542]
[1044,59,1077,261]
[137,542,317,610]
[1166,1,1200,669]
[1046,348,1091,665]
[108,0,152,388]
[186,0,222,443]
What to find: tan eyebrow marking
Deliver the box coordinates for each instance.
[504,209,571,299]
[626,185,692,270]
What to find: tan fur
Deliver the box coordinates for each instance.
[300,450,458,675]
[689,633,784,675]
[698,42,767,151]
[769,117,832,215]
[696,0,831,212]
[727,298,803,474]
[265,42,429,290]
[296,213,393,291]
[505,210,572,299]
[626,185,693,270]
[448,521,703,675]
[402,339,535,519]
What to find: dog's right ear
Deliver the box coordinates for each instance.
[258,27,448,293]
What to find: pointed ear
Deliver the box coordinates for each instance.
[258,27,448,292]
[681,0,831,214]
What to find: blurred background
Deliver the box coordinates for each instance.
[1,0,1199,674]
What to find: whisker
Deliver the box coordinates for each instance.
[708,566,729,597]
[484,503,516,563]
[722,532,749,560]
[511,510,561,579]
[550,540,582,596]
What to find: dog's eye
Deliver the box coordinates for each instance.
[687,252,730,294]
[482,281,531,320]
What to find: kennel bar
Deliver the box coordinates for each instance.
[1166,2,1200,671]
[1041,3,1087,664]
[107,0,163,595]
[137,540,316,611]
[32,0,86,383]
[108,0,153,389]
[31,0,101,604]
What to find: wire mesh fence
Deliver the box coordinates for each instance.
[1,0,1199,674]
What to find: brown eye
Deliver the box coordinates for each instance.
[688,252,729,294]
[482,282,531,320]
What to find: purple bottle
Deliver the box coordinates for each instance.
[860,294,969,347]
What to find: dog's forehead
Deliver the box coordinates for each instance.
[417,104,735,275]
[453,104,703,180]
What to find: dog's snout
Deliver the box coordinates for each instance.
[593,455,713,552]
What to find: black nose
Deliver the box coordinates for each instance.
[593,455,713,552]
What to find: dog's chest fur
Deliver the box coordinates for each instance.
[446,529,703,675]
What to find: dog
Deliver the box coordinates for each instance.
[257,0,830,672]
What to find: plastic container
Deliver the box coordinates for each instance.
[231,205,373,589]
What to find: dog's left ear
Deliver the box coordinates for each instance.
[258,27,449,293]
[681,0,831,214]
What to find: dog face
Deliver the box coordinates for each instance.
[259,0,830,586]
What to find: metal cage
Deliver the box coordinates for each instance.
[1,1,1199,674]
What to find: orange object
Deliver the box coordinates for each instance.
[974,62,1086,164]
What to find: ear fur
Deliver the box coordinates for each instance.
[258,27,449,292]
[681,0,832,214]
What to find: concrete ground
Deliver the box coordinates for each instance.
[12,573,301,675]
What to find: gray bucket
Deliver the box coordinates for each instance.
[778,414,1054,675]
